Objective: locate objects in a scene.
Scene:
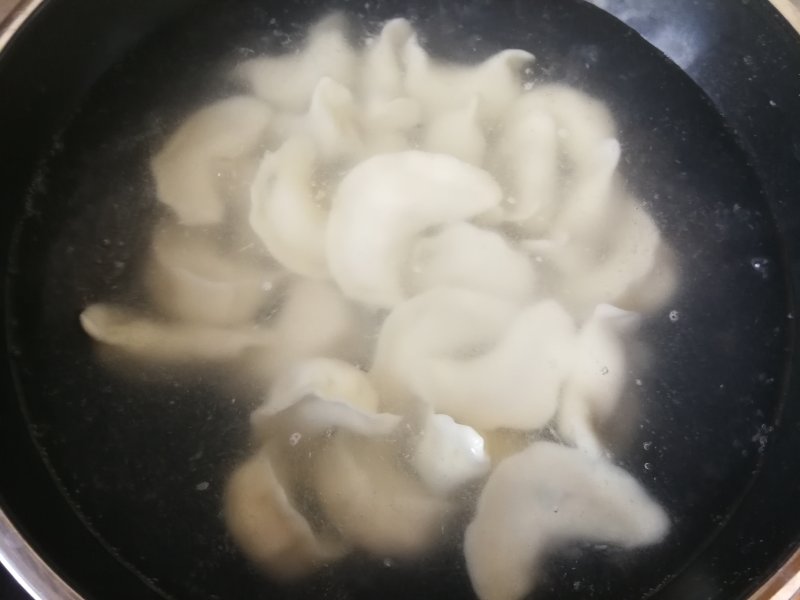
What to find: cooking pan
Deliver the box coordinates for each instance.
[1,0,799,598]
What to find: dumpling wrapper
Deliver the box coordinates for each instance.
[224,451,347,580]
[151,96,271,226]
[327,151,503,307]
[422,300,576,431]
[250,137,329,278]
[360,18,414,102]
[410,222,536,304]
[557,304,638,456]
[422,97,486,165]
[403,34,534,121]
[235,14,357,112]
[464,442,669,600]
[80,303,269,364]
[144,222,274,326]
[315,434,451,558]
[370,288,518,413]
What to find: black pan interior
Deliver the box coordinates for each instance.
[1,1,799,599]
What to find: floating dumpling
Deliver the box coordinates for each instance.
[421,300,576,431]
[151,96,271,225]
[410,222,536,303]
[464,442,669,600]
[250,137,329,278]
[404,34,534,120]
[326,151,503,307]
[236,14,357,112]
[422,97,486,165]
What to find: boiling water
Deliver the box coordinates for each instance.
[6,0,789,599]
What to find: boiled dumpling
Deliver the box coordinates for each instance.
[224,451,347,579]
[421,300,576,431]
[250,138,329,278]
[422,97,486,165]
[404,34,533,120]
[151,96,271,225]
[236,14,357,112]
[315,434,451,557]
[464,442,669,600]
[360,18,414,103]
[326,151,503,307]
[370,288,518,413]
[144,222,274,326]
[80,303,269,364]
[409,222,536,303]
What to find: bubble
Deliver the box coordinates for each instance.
[195,481,210,491]
[289,432,302,446]
[644,462,653,471]
[643,441,652,451]
[668,310,680,322]
[600,366,609,375]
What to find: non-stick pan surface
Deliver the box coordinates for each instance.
[1,1,799,599]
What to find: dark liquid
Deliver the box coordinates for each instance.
[6,0,789,598]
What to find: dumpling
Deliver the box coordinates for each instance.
[422,97,486,165]
[151,96,271,225]
[360,18,414,103]
[557,304,639,456]
[80,303,269,364]
[224,451,347,579]
[250,137,329,278]
[403,34,533,121]
[314,435,451,557]
[421,300,576,431]
[326,151,503,307]
[144,222,274,326]
[409,222,536,303]
[236,14,357,112]
[370,288,518,413]
[464,442,669,600]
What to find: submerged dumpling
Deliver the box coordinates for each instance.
[151,96,271,226]
[224,451,347,579]
[144,222,273,326]
[326,151,503,307]
[464,442,669,600]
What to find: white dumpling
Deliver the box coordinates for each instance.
[370,288,518,413]
[557,305,638,456]
[235,14,357,112]
[151,96,271,225]
[306,77,362,163]
[410,222,536,303]
[492,108,560,229]
[412,413,490,495]
[144,222,274,326]
[422,300,576,431]
[403,35,533,120]
[252,358,380,422]
[422,97,486,165]
[464,442,669,600]
[315,435,451,557]
[326,151,503,307]
[360,18,414,103]
[80,303,269,363]
[224,451,346,580]
[538,198,677,316]
[250,137,328,278]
